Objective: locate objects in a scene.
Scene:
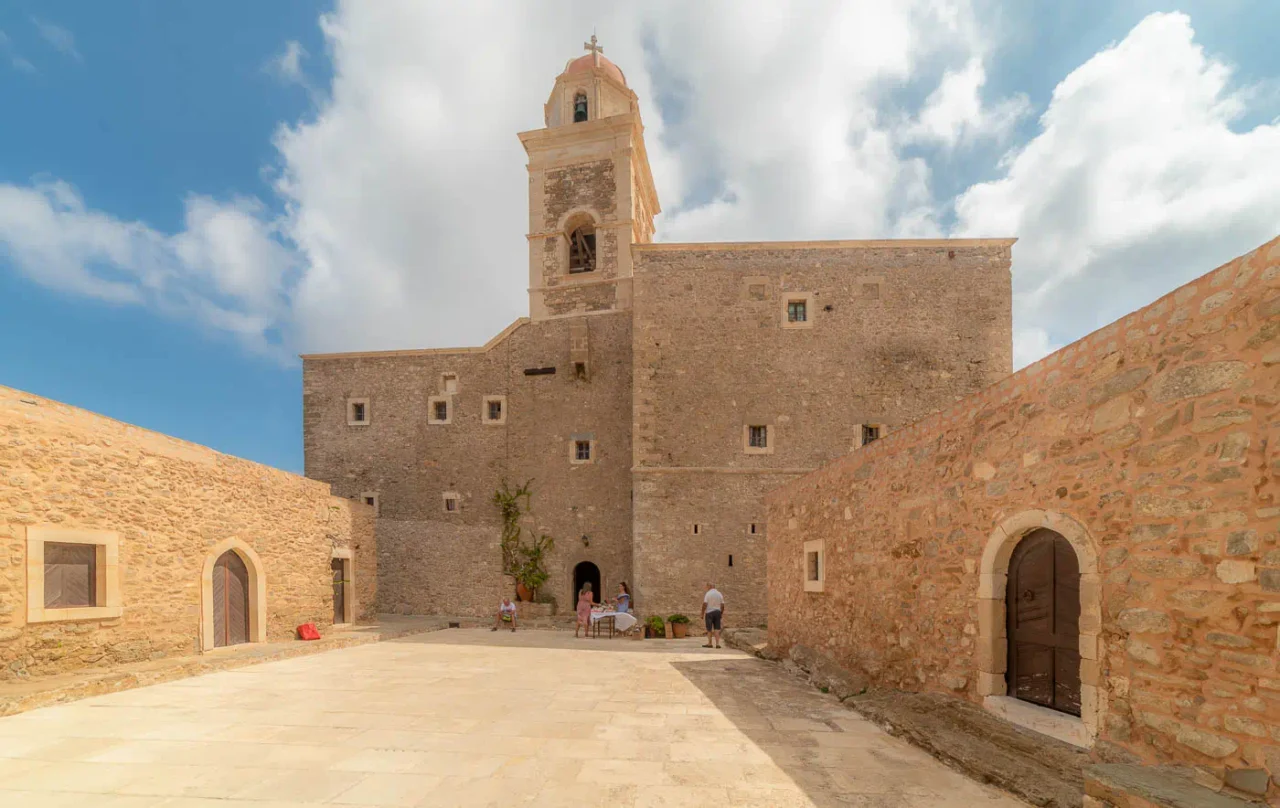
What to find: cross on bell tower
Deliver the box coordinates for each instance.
[583,34,603,67]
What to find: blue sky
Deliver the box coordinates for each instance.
[1,1,1278,473]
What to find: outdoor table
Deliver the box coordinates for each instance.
[590,610,617,638]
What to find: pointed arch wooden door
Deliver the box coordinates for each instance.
[212,550,250,648]
[1006,529,1081,715]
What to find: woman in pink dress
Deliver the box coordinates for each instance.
[575,583,594,638]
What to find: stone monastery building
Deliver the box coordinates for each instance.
[301,42,1015,623]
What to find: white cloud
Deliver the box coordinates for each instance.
[900,58,1031,148]
[31,18,81,62]
[954,11,1280,367]
[265,40,307,85]
[0,181,290,355]
[0,28,37,73]
[0,4,1275,371]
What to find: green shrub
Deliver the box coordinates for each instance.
[667,614,691,624]
[645,615,666,637]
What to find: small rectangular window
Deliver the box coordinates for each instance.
[749,523,757,535]
[806,551,820,582]
[363,496,375,507]
[692,524,701,536]
[434,401,448,421]
[488,400,502,421]
[444,494,459,513]
[347,398,370,425]
[44,542,97,609]
[803,539,825,592]
[862,424,881,445]
[442,373,458,394]
[748,426,768,449]
[787,300,807,323]
[575,440,591,461]
[728,555,734,567]
[351,402,365,422]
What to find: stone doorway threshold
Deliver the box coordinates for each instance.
[0,614,449,718]
[845,689,1092,808]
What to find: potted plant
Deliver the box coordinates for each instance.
[493,480,556,603]
[644,615,665,639]
[668,614,691,639]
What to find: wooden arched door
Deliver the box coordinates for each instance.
[212,550,250,648]
[1007,529,1081,716]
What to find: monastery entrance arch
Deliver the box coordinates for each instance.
[977,510,1100,748]
[573,561,601,605]
[200,538,267,652]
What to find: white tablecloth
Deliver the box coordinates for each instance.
[590,611,637,632]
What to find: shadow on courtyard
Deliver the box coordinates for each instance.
[670,656,944,807]
[385,626,737,655]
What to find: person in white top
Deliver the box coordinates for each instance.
[492,597,518,632]
[701,583,725,648]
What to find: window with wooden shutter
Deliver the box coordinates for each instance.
[44,542,97,609]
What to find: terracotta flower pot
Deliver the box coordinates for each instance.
[671,622,688,639]
[515,583,532,602]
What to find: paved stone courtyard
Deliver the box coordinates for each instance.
[0,630,1027,807]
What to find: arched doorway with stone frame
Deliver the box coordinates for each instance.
[572,560,602,605]
[200,538,268,652]
[976,510,1102,749]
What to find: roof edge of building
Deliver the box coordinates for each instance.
[299,317,531,362]
[635,237,1016,253]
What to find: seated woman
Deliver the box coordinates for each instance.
[616,582,631,614]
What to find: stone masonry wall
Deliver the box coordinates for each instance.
[633,241,1013,625]
[0,385,376,681]
[303,312,633,617]
[766,236,1280,789]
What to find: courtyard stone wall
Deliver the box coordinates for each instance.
[0,385,376,681]
[766,237,1280,787]
[633,240,1014,625]
[303,312,634,617]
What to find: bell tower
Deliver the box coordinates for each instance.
[518,36,660,320]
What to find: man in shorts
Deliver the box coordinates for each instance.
[701,582,725,648]
[492,597,518,632]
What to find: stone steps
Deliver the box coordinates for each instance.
[845,690,1092,808]
[1085,764,1264,807]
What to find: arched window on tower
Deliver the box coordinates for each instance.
[568,224,596,273]
[573,92,589,123]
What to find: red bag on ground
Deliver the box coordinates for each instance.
[297,623,321,641]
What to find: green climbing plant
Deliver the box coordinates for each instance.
[492,479,556,600]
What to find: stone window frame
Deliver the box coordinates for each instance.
[570,434,595,465]
[977,510,1101,749]
[428,396,452,425]
[26,526,123,623]
[347,397,370,426]
[781,292,815,330]
[692,524,702,536]
[749,522,760,536]
[200,537,267,652]
[743,424,774,455]
[443,492,460,513]
[359,491,380,517]
[854,423,888,449]
[441,372,459,395]
[482,395,507,425]
[331,547,356,626]
[803,539,825,593]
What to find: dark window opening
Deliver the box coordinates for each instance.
[488,400,503,421]
[445,496,458,512]
[862,424,881,445]
[574,361,588,380]
[728,555,734,567]
[569,228,596,273]
[749,523,757,535]
[434,401,449,421]
[573,92,588,123]
[524,366,557,376]
[44,542,97,609]
[787,300,807,323]
[748,425,768,449]
[692,524,701,536]
[575,440,592,462]
[363,496,375,507]
[807,551,821,582]
[351,402,366,423]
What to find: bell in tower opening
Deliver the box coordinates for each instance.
[573,92,588,123]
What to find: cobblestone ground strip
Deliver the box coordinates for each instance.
[0,630,1028,807]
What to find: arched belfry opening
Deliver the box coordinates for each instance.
[573,92,588,123]
[568,223,596,274]
[573,561,601,604]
